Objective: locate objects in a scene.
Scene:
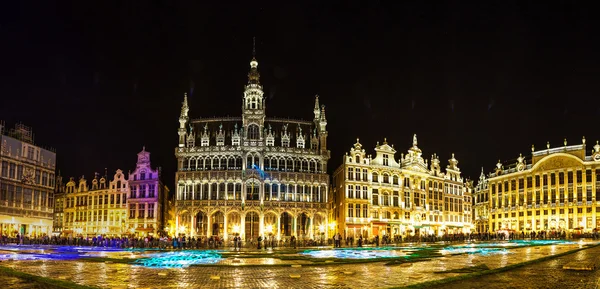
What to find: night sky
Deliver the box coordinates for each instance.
[2,2,599,189]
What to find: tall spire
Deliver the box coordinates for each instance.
[313,95,320,120]
[180,93,189,118]
[248,38,260,85]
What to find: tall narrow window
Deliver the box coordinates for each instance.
[247,124,259,140]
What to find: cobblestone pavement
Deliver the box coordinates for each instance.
[0,242,596,288]
[434,244,600,289]
[0,274,55,289]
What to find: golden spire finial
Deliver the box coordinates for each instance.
[547,141,550,149]
[564,138,567,146]
[582,136,586,144]
[531,144,535,152]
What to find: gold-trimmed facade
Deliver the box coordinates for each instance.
[476,137,600,234]
[333,135,472,239]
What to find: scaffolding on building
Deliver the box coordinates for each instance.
[8,122,35,144]
[0,120,56,152]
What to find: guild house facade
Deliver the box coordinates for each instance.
[332,135,472,239]
[476,138,600,234]
[59,148,168,237]
[174,51,330,242]
[0,122,56,237]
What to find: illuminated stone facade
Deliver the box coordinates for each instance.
[473,169,490,233]
[476,138,600,234]
[174,53,330,242]
[60,148,168,236]
[0,122,56,237]
[332,136,472,239]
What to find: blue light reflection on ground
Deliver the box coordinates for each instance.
[302,248,404,259]
[440,247,510,256]
[134,250,222,268]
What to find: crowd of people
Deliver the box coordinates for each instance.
[0,229,598,250]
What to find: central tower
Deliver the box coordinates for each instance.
[242,39,266,146]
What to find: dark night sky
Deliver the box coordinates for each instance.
[2,1,599,189]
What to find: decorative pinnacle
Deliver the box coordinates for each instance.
[531,144,535,152]
[547,141,550,149]
[413,134,418,147]
[383,137,387,144]
[582,136,586,144]
[564,138,567,146]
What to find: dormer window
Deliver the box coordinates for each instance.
[355,155,360,163]
[266,136,274,146]
[383,154,389,166]
[140,172,146,180]
[282,139,289,147]
[297,138,305,148]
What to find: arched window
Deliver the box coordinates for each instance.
[355,155,360,163]
[247,124,259,140]
[372,172,379,183]
[383,174,390,184]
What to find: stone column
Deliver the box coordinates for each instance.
[241,213,246,241]
[224,213,228,240]
[259,213,264,237]
[293,215,297,236]
[277,214,281,240]
[191,182,195,200]
[207,213,212,238]
[190,214,196,237]
[593,205,597,231]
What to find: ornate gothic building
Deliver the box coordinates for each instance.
[332,135,473,239]
[175,53,330,242]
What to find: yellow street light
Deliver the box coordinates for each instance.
[265,224,273,234]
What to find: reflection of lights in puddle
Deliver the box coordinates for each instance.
[440,247,510,256]
[134,251,222,268]
[302,249,403,259]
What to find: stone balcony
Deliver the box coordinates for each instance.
[175,199,327,210]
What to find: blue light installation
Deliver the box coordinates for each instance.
[134,250,222,268]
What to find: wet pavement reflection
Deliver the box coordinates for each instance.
[0,240,596,288]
